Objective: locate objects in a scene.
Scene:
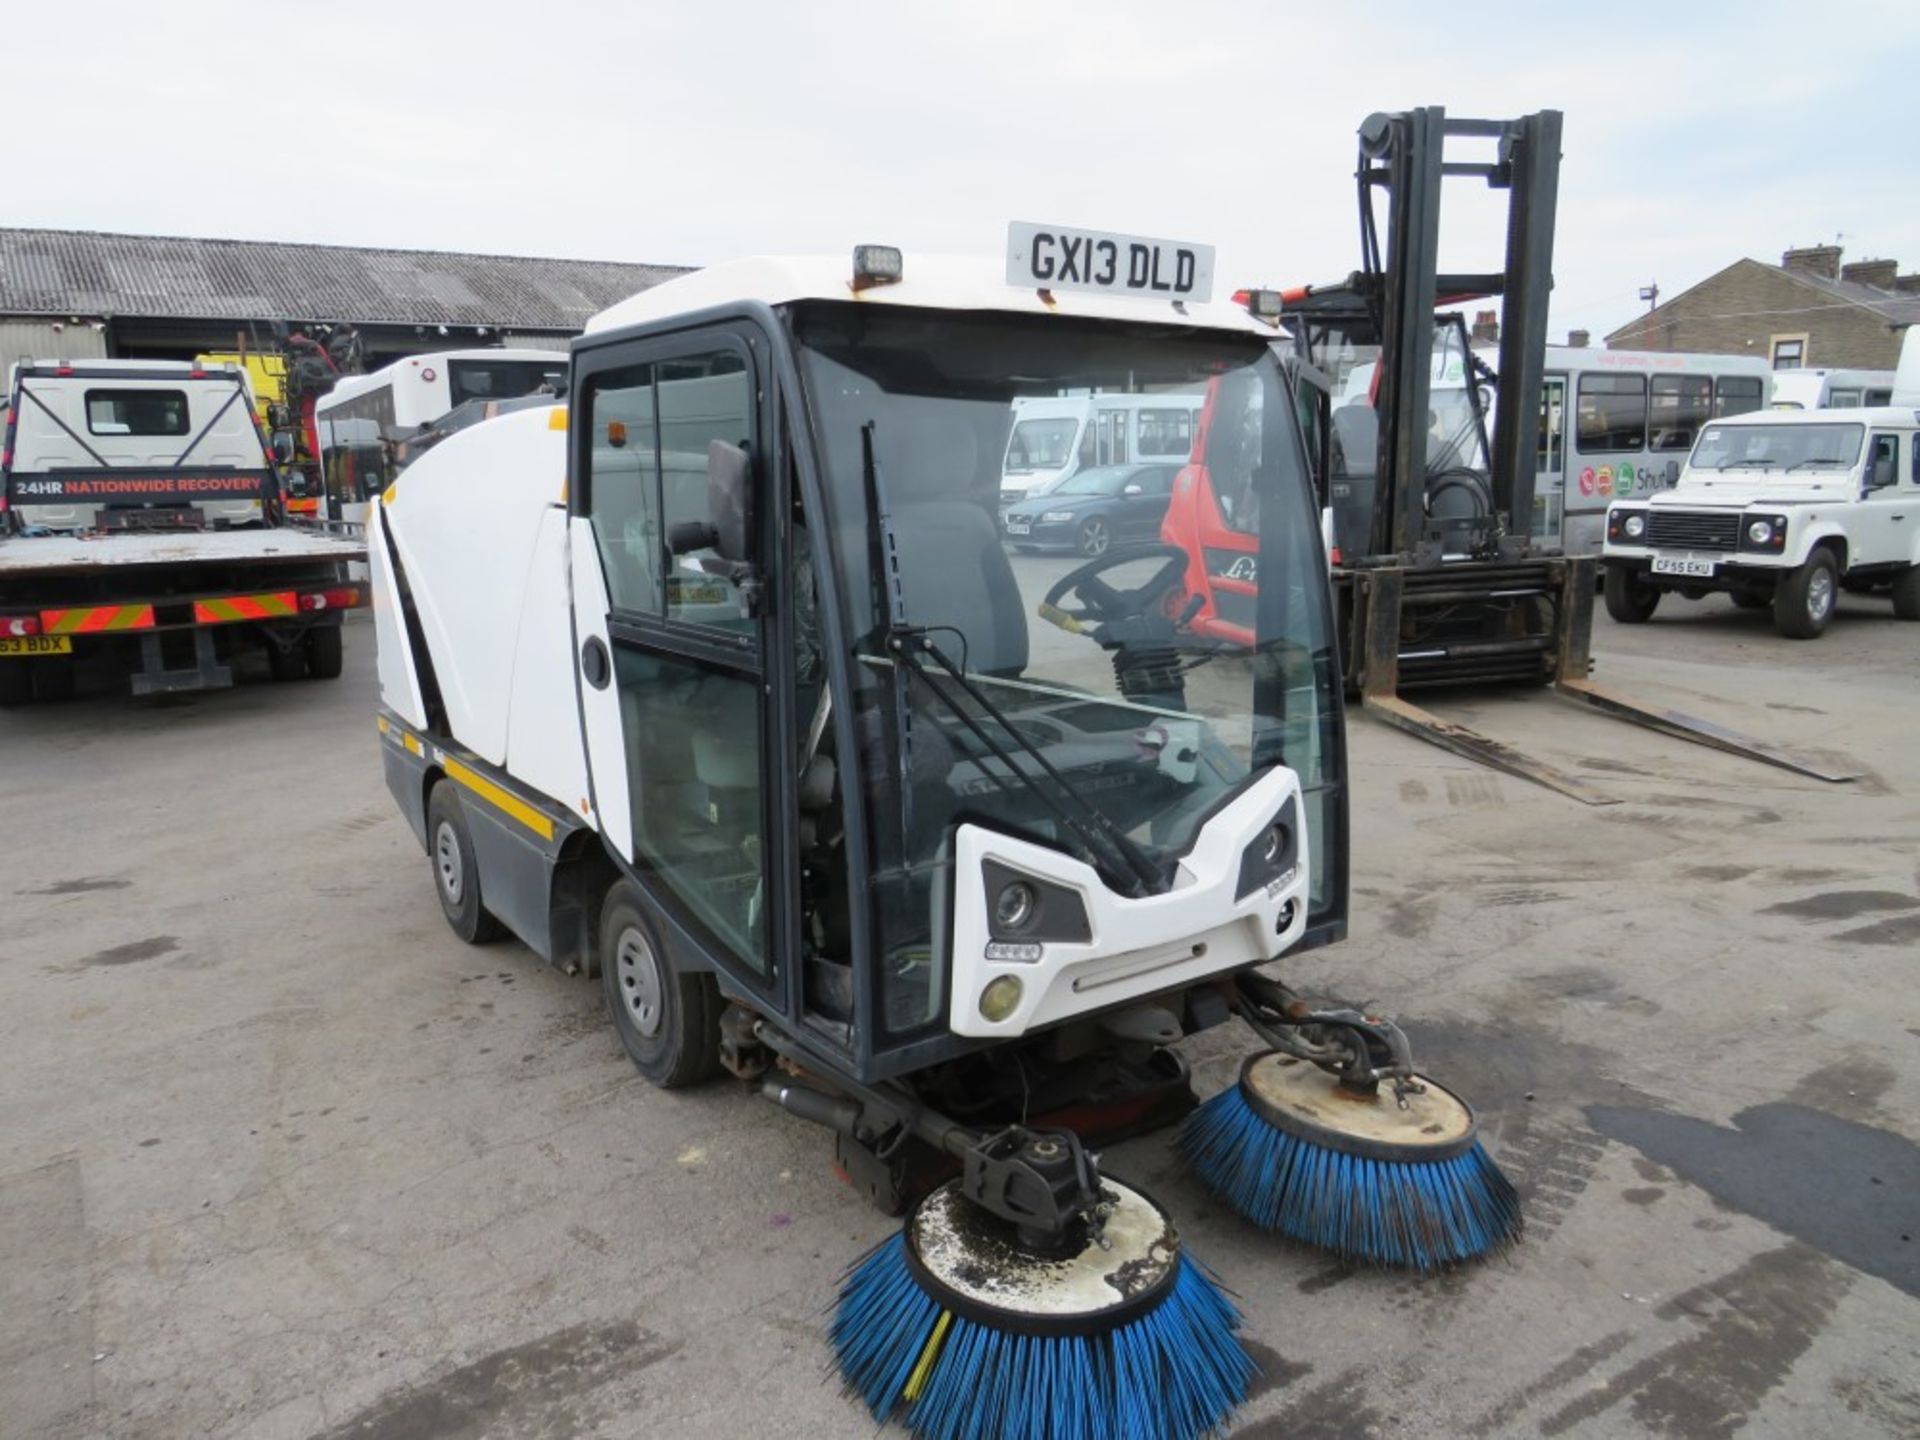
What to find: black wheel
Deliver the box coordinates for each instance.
[306,625,344,680]
[1893,566,1920,621]
[1731,591,1769,611]
[1603,564,1660,624]
[1076,515,1112,558]
[598,879,721,1088]
[268,641,308,681]
[0,660,31,707]
[425,782,506,944]
[1773,549,1837,639]
[31,658,76,702]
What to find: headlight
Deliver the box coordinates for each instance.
[993,880,1035,931]
[1040,510,1075,523]
[978,975,1024,1023]
[1623,513,1646,539]
[1747,519,1773,545]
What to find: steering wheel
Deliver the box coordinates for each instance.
[1040,543,1192,634]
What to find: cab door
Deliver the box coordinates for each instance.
[567,329,785,1008]
[1853,431,1913,567]
[1532,374,1567,548]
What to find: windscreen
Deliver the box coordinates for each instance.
[1004,416,1079,474]
[792,303,1341,1042]
[1690,422,1864,471]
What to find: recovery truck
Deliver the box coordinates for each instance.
[1160,107,1854,802]
[1,359,367,703]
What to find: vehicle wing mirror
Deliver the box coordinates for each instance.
[271,435,295,465]
[1122,482,1144,496]
[706,439,753,561]
[1869,453,1897,489]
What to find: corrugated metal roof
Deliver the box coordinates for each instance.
[0,228,692,329]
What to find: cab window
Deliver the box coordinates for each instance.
[86,389,188,436]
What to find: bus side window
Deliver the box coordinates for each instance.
[1713,376,1764,418]
[1650,375,1711,451]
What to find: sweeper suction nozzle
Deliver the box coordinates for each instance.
[832,1177,1251,1440]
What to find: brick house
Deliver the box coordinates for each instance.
[1606,247,1920,370]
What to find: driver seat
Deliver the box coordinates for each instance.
[886,416,1028,678]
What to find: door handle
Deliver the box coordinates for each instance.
[580,636,611,690]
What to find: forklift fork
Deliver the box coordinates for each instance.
[1354,557,1856,804]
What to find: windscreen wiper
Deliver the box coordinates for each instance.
[891,629,1162,898]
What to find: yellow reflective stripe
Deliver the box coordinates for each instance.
[443,756,554,841]
[376,715,391,734]
[547,406,569,431]
[903,1311,952,1402]
[403,733,423,756]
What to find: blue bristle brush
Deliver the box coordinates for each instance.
[831,1177,1252,1440]
[1178,1051,1520,1269]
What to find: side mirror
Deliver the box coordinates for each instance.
[1869,456,1897,489]
[271,435,295,466]
[1122,483,1144,496]
[706,439,752,561]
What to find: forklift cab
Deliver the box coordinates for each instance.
[563,252,1348,1086]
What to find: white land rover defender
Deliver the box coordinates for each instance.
[1601,407,1920,638]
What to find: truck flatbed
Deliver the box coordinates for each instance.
[0,526,366,578]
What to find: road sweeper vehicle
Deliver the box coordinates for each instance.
[1,359,367,702]
[370,238,1519,1440]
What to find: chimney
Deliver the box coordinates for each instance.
[1567,329,1590,348]
[1894,273,1920,296]
[1840,258,1899,290]
[1470,309,1499,344]
[1781,245,1843,280]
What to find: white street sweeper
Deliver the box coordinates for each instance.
[369,234,1518,1440]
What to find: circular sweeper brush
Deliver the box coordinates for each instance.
[832,1177,1251,1440]
[1179,1051,1521,1270]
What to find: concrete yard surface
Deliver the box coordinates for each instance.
[2,602,1917,1439]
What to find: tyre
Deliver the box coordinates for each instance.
[425,782,506,944]
[1893,566,1920,621]
[1076,516,1111,558]
[0,660,31,707]
[1602,564,1660,624]
[598,879,721,1088]
[32,658,76,703]
[1731,591,1769,611]
[268,641,308,681]
[1773,549,1838,639]
[306,625,344,680]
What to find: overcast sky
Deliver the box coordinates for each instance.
[10,2,1918,340]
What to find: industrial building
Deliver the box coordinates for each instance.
[0,227,688,377]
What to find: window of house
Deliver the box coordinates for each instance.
[1575,373,1647,453]
[85,389,189,436]
[1770,336,1806,370]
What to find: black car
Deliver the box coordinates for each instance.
[1000,463,1178,556]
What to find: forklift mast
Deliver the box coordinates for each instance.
[1356,108,1562,560]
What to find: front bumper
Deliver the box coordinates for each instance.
[947,766,1308,1038]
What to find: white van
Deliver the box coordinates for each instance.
[1000,392,1204,503]
[1768,367,1896,411]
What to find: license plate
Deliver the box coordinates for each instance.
[1006,222,1216,303]
[1651,556,1716,578]
[0,635,72,656]
[1005,521,1031,536]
